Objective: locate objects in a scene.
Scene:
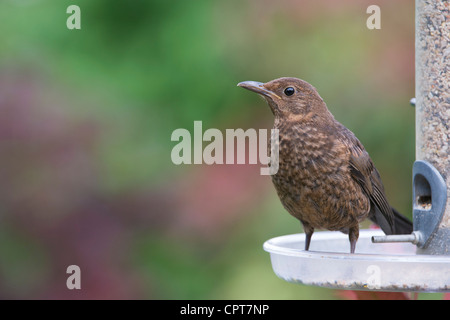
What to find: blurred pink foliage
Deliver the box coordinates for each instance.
[0,71,269,298]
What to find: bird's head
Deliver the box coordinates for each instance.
[238,77,328,120]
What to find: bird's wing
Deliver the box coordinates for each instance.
[339,126,395,233]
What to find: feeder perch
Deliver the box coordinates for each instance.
[263,0,450,292]
[372,160,447,250]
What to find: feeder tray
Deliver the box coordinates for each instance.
[263,229,450,292]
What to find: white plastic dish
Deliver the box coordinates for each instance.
[263,229,450,292]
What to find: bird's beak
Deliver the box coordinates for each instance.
[237,81,281,100]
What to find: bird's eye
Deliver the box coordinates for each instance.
[284,87,295,96]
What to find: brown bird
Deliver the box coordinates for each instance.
[238,77,412,253]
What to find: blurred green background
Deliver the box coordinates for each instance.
[0,0,423,299]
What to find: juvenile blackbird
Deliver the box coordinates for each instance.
[238,77,413,253]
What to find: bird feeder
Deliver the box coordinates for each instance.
[263,0,450,292]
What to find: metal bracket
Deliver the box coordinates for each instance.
[412,160,447,248]
[372,160,447,248]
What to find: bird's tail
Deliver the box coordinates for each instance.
[391,207,413,234]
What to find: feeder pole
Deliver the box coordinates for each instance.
[415,0,450,254]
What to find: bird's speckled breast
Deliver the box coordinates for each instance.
[270,120,370,230]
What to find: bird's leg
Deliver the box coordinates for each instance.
[349,226,359,254]
[303,223,314,251]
